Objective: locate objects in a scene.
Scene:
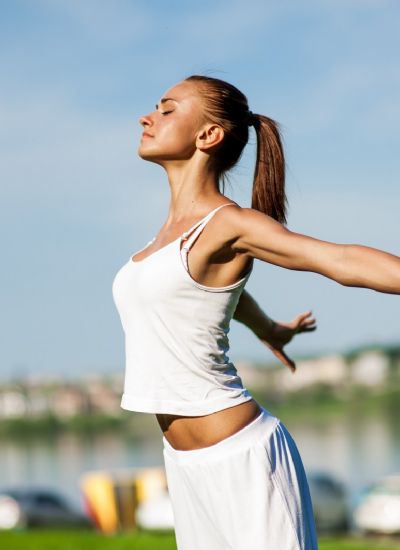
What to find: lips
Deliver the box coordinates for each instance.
[141,132,153,138]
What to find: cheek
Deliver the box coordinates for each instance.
[161,122,196,150]
[138,124,196,160]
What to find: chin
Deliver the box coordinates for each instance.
[137,149,163,166]
[137,145,154,159]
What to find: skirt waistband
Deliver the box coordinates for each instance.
[162,406,280,465]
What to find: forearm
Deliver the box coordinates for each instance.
[233,290,278,340]
[338,244,400,294]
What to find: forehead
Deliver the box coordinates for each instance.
[160,80,199,103]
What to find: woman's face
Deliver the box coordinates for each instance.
[138,80,206,165]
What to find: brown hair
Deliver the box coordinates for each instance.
[185,75,288,225]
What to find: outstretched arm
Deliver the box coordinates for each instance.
[229,209,400,294]
[233,289,316,373]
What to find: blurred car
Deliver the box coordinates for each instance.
[0,486,93,530]
[307,471,350,533]
[353,474,400,535]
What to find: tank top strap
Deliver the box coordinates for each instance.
[182,202,236,251]
[181,203,236,252]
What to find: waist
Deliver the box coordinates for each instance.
[156,398,263,451]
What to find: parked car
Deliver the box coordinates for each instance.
[353,474,400,535]
[0,486,93,530]
[307,471,350,533]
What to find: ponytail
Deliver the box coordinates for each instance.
[251,114,288,225]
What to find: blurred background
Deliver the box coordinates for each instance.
[0,0,399,547]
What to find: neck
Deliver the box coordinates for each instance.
[161,158,223,227]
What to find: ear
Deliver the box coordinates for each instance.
[196,124,225,151]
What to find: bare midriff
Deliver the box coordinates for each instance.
[156,398,263,451]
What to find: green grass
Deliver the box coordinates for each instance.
[318,535,400,549]
[0,529,177,550]
[0,530,399,550]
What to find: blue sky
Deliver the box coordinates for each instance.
[1,0,399,380]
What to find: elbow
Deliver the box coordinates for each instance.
[328,244,369,289]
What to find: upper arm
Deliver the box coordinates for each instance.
[229,207,345,279]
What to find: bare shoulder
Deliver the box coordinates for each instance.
[218,205,286,254]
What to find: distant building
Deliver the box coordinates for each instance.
[276,354,348,392]
[27,389,51,417]
[0,390,27,418]
[348,349,389,387]
[50,385,90,418]
[236,360,272,391]
[87,381,120,414]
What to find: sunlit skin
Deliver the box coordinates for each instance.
[136,80,400,450]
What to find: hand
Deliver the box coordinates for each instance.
[259,310,317,373]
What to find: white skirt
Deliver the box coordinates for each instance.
[162,406,318,550]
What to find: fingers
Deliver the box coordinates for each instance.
[277,310,317,332]
[299,326,317,332]
[296,310,317,332]
[299,310,316,325]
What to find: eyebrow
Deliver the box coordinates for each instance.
[155,97,177,109]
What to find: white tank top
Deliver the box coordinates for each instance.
[112,203,254,416]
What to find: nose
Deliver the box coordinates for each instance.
[139,113,152,127]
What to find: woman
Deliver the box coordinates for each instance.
[112,75,400,550]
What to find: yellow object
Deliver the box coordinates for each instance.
[80,472,119,534]
[79,466,167,534]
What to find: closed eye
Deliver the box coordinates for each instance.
[161,110,173,116]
